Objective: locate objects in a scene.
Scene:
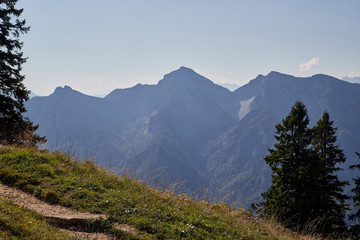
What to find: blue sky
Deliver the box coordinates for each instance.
[18,0,360,96]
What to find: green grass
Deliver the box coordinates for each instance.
[0,146,316,240]
[0,197,75,240]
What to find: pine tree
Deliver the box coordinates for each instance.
[311,111,348,235]
[350,152,360,237]
[261,101,313,229]
[0,0,43,145]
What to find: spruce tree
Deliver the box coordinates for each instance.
[260,102,348,236]
[0,0,43,145]
[261,101,313,229]
[311,111,348,235]
[350,152,360,237]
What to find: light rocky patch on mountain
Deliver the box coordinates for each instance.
[238,96,255,120]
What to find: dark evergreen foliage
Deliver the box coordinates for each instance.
[261,101,313,227]
[260,102,348,236]
[311,111,349,235]
[0,0,43,145]
[350,152,360,237]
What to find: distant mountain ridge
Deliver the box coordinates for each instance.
[342,76,360,84]
[25,67,360,206]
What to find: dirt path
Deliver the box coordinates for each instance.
[0,182,136,239]
[0,182,106,221]
[60,229,116,240]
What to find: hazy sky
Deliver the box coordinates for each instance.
[17,0,360,96]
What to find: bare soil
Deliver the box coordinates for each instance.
[60,229,117,240]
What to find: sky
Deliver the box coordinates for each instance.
[17,0,360,96]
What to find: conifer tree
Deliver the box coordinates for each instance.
[311,111,348,235]
[0,0,43,145]
[260,102,348,236]
[350,152,360,237]
[261,101,313,229]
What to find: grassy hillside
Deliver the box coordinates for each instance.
[0,146,318,239]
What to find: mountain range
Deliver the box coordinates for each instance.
[25,67,360,206]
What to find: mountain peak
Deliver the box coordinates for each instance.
[51,85,89,99]
[266,71,293,78]
[164,66,197,78]
[179,66,195,72]
[267,71,281,76]
[54,85,73,93]
[159,67,214,87]
[253,71,290,81]
[311,73,338,80]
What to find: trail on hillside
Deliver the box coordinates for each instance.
[0,182,135,239]
[0,182,106,221]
